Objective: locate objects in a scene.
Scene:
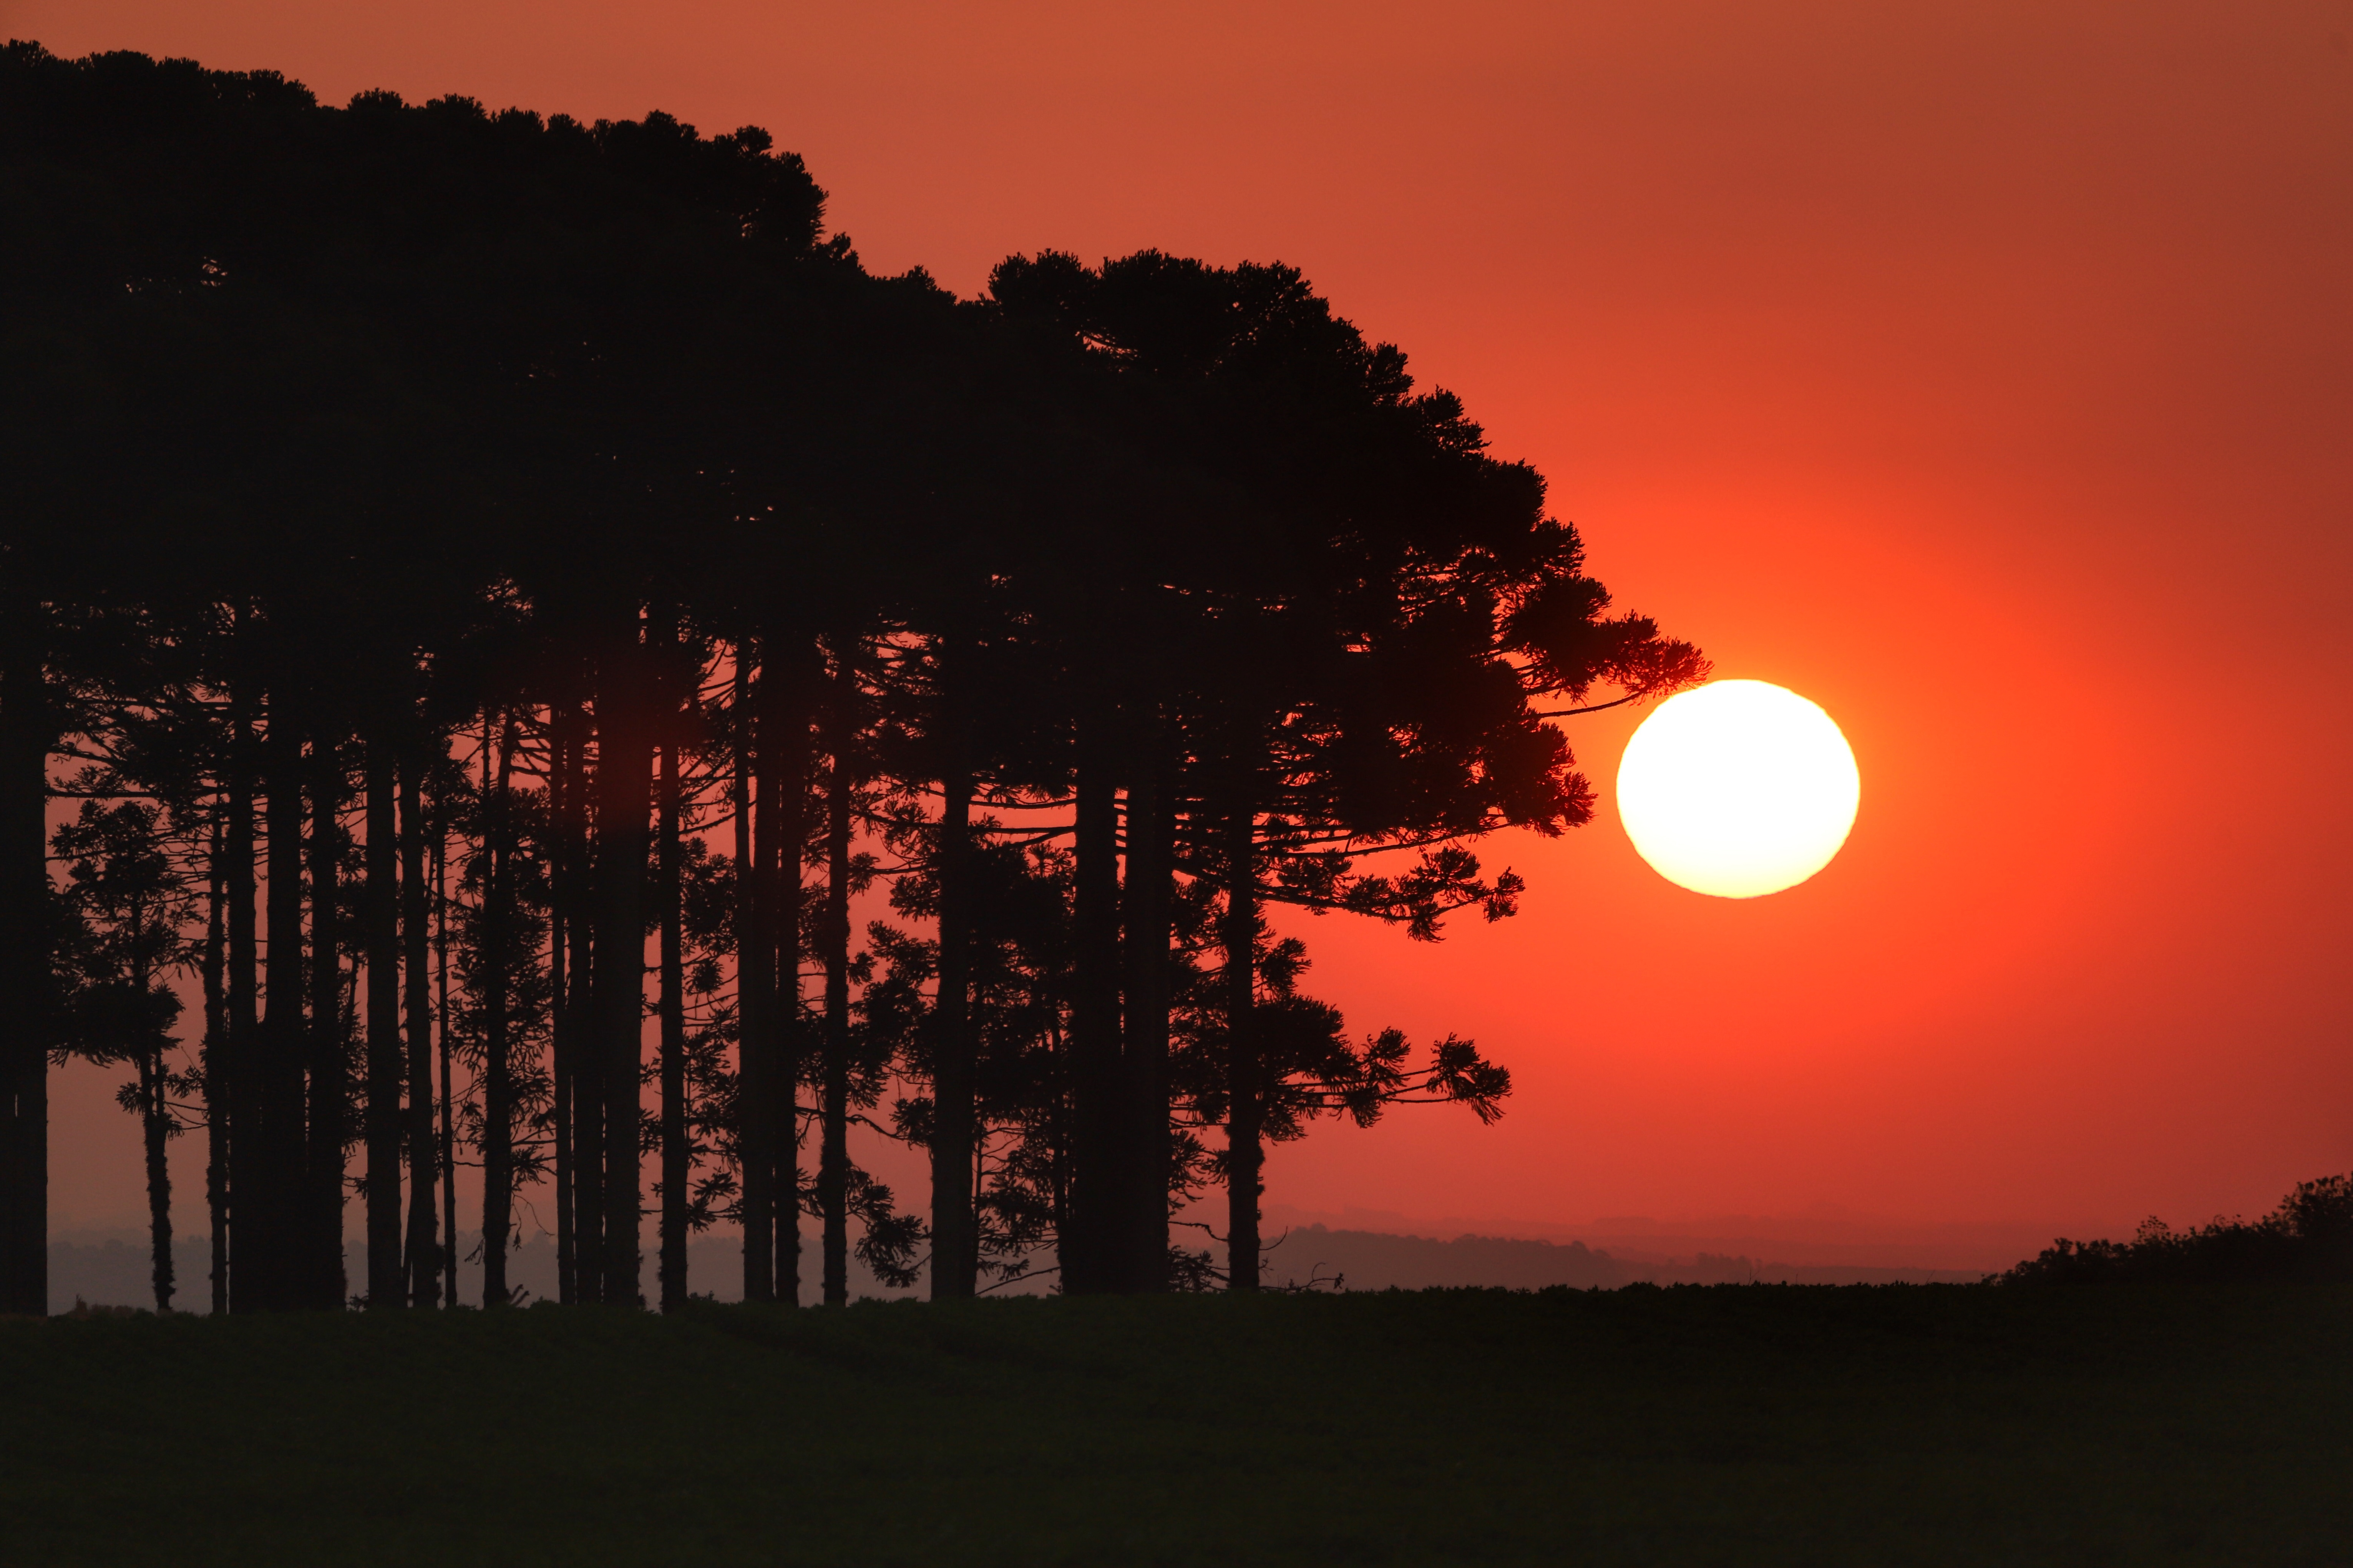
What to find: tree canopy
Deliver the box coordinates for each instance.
[0,40,1704,1316]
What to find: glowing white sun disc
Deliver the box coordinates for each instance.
[1615,680,1860,899]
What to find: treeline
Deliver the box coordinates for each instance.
[0,43,1704,1316]
[2001,1175,2353,1286]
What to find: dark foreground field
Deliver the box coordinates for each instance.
[5,1285,2348,1566]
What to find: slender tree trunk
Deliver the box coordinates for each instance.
[225,686,259,1313]
[548,714,576,1305]
[570,909,604,1299]
[481,718,516,1308]
[139,1055,173,1312]
[733,643,772,1303]
[0,593,46,1318]
[258,698,309,1311]
[551,900,572,1303]
[123,904,173,1314]
[435,825,457,1309]
[928,654,976,1301]
[1065,703,1123,1293]
[363,745,402,1306]
[203,810,230,1315]
[555,695,601,1304]
[657,702,689,1312]
[596,620,653,1307]
[1120,732,1173,1293]
[400,753,438,1308]
[1222,800,1260,1293]
[307,739,347,1308]
[819,644,853,1308]
[770,651,808,1307]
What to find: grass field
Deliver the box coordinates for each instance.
[5,1284,2347,1565]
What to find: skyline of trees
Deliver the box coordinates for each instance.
[0,41,1706,1315]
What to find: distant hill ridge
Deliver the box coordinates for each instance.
[1264,1223,1986,1290]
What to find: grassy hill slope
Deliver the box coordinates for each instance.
[4,1284,2346,1565]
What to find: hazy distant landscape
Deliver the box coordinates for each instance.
[50,1214,2001,1314]
[1263,1203,2083,1278]
[1263,1224,1984,1288]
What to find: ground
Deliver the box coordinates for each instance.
[4,1283,2346,1565]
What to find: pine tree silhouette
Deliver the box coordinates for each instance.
[0,41,1704,1314]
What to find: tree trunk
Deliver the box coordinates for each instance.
[399,753,438,1308]
[123,902,173,1315]
[480,717,516,1308]
[307,738,347,1308]
[0,595,50,1318]
[769,651,808,1308]
[596,620,652,1308]
[257,698,308,1311]
[435,826,458,1309]
[819,643,853,1308]
[202,809,229,1316]
[1222,801,1260,1293]
[140,1052,173,1312]
[552,896,573,1306]
[552,697,599,1304]
[1064,703,1122,1293]
[225,686,260,1313]
[733,643,772,1303]
[1120,732,1173,1293]
[928,654,976,1301]
[548,714,574,1306]
[364,745,402,1306]
[657,723,689,1313]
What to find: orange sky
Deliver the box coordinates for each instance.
[20,0,2351,1246]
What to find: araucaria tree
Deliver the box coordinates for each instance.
[0,40,1702,1314]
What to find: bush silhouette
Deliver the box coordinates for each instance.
[2003,1174,2353,1284]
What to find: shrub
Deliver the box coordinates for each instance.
[2002,1174,2353,1284]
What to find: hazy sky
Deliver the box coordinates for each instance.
[17,0,2351,1238]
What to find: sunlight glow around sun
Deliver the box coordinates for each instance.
[1615,680,1861,899]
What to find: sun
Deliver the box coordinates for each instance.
[1615,679,1860,899]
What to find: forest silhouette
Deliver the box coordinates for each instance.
[0,43,1713,1318]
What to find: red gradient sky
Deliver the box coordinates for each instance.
[18,0,2351,1243]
